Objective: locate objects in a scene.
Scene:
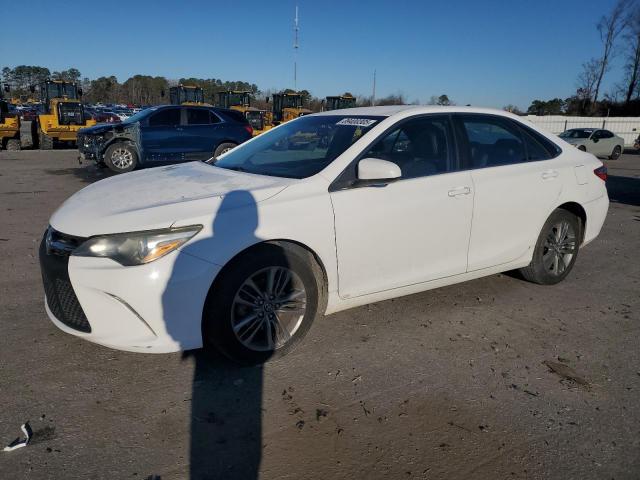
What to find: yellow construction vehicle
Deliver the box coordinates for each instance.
[32,80,96,149]
[270,92,311,125]
[0,84,21,151]
[325,94,356,111]
[169,85,212,106]
[216,90,270,136]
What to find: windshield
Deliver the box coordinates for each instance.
[44,82,78,100]
[228,93,248,106]
[122,107,156,124]
[559,129,593,139]
[213,115,383,179]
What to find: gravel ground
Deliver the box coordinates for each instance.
[0,149,639,480]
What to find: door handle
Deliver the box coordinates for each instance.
[541,169,559,180]
[448,186,471,197]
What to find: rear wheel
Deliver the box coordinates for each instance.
[38,130,54,150]
[519,209,580,285]
[203,242,326,365]
[213,142,237,159]
[609,145,622,160]
[104,142,138,173]
[5,138,20,151]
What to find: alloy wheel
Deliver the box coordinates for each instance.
[542,220,576,276]
[231,266,307,351]
[111,148,133,169]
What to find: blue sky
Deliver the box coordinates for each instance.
[0,0,625,109]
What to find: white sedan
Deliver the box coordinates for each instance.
[39,106,609,363]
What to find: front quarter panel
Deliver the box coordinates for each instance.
[174,176,338,297]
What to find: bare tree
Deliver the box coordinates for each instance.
[592,0,633,107]
[576,58,601,112]
[623,4,640,103]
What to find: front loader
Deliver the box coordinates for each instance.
[32,80,96,149]
[0,84,21,151]
[216,90,270,136]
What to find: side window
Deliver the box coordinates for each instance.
[460,115,526,168]
[600,130,614,138]
[186,108,212,125]
[363,116,453,179]
[148,108,180,127]
[520,128,552,161]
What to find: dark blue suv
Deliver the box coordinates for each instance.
[77,105,253,173]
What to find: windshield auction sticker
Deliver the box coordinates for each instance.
[336,118,377,127]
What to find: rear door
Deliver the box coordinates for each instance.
[181,108,222,161]
[140,107,183,164]
[455,114,565,271]
[330,114,474,298]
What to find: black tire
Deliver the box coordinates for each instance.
[6,138,20,151]
[202,242,327,365]
[104,142,138,173]
[39,130,54,150]
[519,209,581,285]
[213,142,237,159]
[609,145,622,160]
[577,145,587,152]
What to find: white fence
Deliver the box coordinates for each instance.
[525,115,640,147]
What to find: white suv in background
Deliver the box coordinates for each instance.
[39,106,609,364]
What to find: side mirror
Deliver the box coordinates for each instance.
[592,137,599,143]
[357,158,401,183]
[160,90,165,98]
[265,96,270,104]
[78,88,83,97]
[3,84,9,93]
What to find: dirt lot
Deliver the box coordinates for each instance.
[0,149,639,480]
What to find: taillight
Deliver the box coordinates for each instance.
[244,125,253,136]
[594,165,607,181]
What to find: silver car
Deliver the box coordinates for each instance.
[558,128,624,159]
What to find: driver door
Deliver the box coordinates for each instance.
[141,107,185,163]
[329,115,474,298]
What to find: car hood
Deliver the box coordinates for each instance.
[50,162,292,237]
[78,123,117,135]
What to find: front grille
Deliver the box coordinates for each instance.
[39,227,91,333]
[57,102,84,126]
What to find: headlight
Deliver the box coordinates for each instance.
[72,225,202,266]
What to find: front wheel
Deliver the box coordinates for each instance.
[577,145,587,152]
[104,142,138,173]
[519,209,580,285]
[38,130,54,150]
[5,138,21,151]
[609,145,622,160]
[203,242,326,365]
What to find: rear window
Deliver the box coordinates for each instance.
[187,108,216,125]
[219,109,248,124]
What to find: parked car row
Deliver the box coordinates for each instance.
[558,128,625,159]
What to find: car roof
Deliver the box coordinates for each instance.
[311,105,525,121]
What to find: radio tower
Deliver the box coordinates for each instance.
[294,5,299,91]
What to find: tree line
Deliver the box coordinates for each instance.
[523,0,640,116]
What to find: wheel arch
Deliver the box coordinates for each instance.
[202,238,329,325]
[557,201,587,244]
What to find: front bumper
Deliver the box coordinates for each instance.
[39,228,221,353]
[77,133,105,163]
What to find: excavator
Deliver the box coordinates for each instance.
[0,84,21,151]
[325,94,356,111]
[270,91,311,125]
[169,85,212,106]
[32,80,96,149]
[216,90,270,135]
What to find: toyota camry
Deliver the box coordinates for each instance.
[39,106,609,364]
